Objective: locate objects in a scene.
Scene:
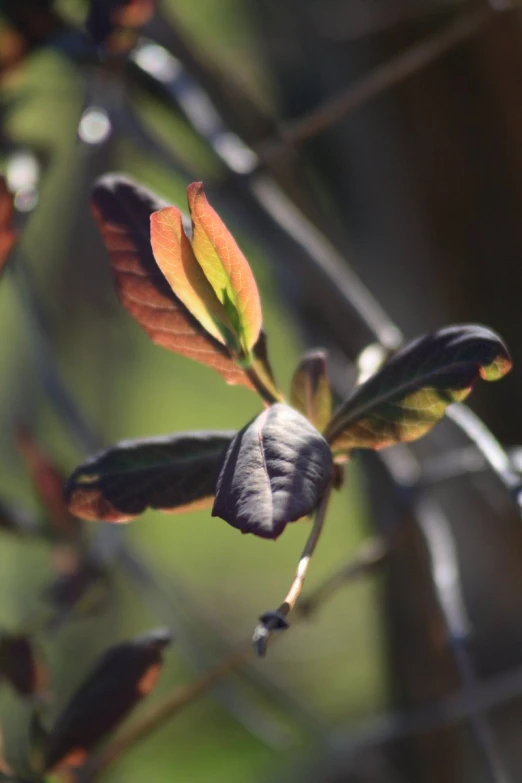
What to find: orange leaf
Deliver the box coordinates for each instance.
[91,175,250,387]
[150,206,233,345]
[187,182,262,353]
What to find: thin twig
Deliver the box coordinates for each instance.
[415,489,511,783]
[79,535,386,781]
[253,484,333,657]
[446,404,522,500]
[259,6,491,157]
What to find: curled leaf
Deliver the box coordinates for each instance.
[212,404,333,539]
[91,174,251,387]
[290,349,332,432]
[187,182,262,353]
[45,629,172,772]
[66,431,236,522]
[325,324,513,454]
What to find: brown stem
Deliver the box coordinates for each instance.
[79,534,387,782]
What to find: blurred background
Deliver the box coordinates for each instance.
[1,1,522,781]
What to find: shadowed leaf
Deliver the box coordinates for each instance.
[188,182,262,353]
[16,426,79,539]
[0,633,48,698]
[87,0,154,44]
[290,349,332,432]
[91,174,253,387]
[212,404,333,539]
[0,500,39,537]
[45,629,172,773]
[0,177,16,274]
[150,206,234,345]
[46,557,107,623]
[325,324,513,453]
[66,431,236,522]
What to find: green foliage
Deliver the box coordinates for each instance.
[74,184,514,544]
[325,325,512,454]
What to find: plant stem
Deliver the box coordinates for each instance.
[259,6,491,158]
[78,534,386,782]
[243,359,284,406]
[253,483,333,656]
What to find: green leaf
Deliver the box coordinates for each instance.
[187,182,262,354]
[324,324,512,454]
[290,350,332,432]
[66,431,236,522]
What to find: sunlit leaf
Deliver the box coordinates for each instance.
[91,174,257,388]
[66,431,236,523]
[290,349,332,432]
[188,182,262,354]
[325,324,512,453]
[16,427,79,540]
[213,404,333,539]
[45,629,172,773]
[0,633,48,699]
[0,177,16,274]
[150,206,234,345]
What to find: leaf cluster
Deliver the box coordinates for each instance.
[68,174,513,541]
[0,630,172,781]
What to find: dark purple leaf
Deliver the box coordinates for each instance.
[66,430,236,522]
[212,404,333,539]
[0,634,48,698]
[45,629,172,773]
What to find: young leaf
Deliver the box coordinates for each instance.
[45,629,171,773]
[212,404,333,539]
[66,431,236,523]
[0,177,16,274]
[15,427,80,540]
[0,634,48,698]
[187,182,262,354]
[290,349,332,432]
[91,174,250,387]
[150,206,234,346]
[325,324,513,454]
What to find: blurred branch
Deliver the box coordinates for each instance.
[258,5,491,158]
[78,536,387,781]
[8,228,324,750]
